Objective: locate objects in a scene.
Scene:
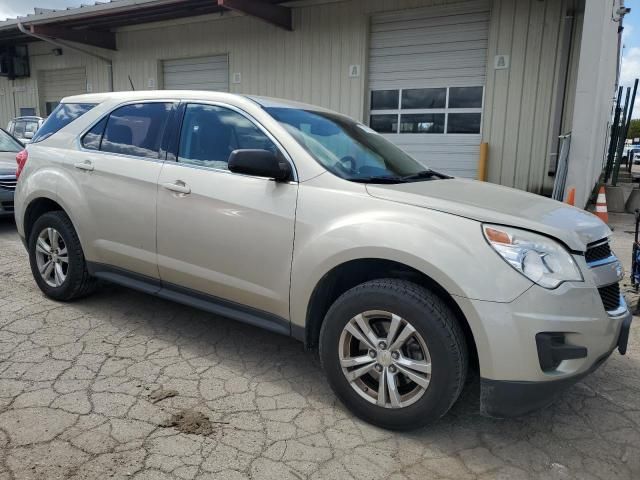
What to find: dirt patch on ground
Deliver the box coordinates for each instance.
[160,409,215,435]
[148,387,178,404]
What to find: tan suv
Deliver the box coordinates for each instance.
[13,91,632,430]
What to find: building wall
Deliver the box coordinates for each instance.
[0,0,617,198]
[565,0,621,208]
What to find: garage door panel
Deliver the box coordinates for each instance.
[371,24,489,47]
[372,11,490,33]
[370,41,489,58]
[368,1,489,179]
[372,0,490,24]
[39,67,87,115]
[162,54,229,92]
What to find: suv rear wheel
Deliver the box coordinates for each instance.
[319,279,467,430]
[28,211,96,301]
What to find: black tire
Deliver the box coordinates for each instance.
[319,279,467,431]
[28,211,96,301]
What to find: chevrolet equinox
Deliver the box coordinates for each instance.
[13,91,632,430]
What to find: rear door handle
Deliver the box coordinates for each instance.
[74,161,94,171]
[162,181,191,195]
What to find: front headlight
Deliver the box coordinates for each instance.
[482,224,583,289]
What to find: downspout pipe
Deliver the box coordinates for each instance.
[17,21,114,92]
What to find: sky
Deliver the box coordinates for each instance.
[0,1,84,21]
[621,0,640,117]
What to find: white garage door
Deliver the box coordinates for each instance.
[368,1,490,178]
[39,67,87,115]
[162,55,229,92]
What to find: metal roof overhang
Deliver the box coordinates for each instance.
[0,0,291,49]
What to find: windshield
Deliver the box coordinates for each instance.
[0,129,22,152]
[265,107,442,183]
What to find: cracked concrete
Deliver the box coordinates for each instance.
[0,213,639,480]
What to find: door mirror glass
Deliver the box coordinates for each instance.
[228,149,291,181]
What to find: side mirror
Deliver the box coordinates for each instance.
[23,131,34,140]
[228,149,292,181]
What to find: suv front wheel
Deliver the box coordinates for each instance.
[28,211,96,301]
[319,279,467,430]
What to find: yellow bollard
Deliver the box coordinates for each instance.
[478,142,489,181]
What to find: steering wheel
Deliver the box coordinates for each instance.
[338,155,357,174]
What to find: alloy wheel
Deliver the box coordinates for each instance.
[338,310,432,409]
[35,227,69,288]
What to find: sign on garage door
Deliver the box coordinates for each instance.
[39,67,87,115]
[162,55,229,92]
[368,1,490,178]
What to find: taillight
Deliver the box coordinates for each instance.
[16,149,28,179]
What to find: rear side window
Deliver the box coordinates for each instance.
[99,103,173,159]
[81,117,107,150]
[32,103,95,143]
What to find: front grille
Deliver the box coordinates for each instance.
[598,283,621,312]
[585,240,612,263]
[0,176,16,191]
[0,201,13,212]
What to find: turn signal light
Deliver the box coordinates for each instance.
[16,149,28,180]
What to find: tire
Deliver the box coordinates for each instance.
[28,211,96,301]
[319,279,467,431]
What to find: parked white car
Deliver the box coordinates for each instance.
[13,91,632,430]
[7,116,44,144]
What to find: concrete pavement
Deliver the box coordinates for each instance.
[0,214,638,480]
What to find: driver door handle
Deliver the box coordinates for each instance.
[74,161,94,171]
[162,181,191,195]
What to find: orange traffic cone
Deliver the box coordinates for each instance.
[565,187,575,206]
[595,186,609,224]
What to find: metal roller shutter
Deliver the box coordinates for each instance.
[39,67,87,115]
[368,1,490,178]
[162,55,229,92]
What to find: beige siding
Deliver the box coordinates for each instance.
[114,0,474,121]
[0,40,110,126]
[482,0,571,193]
[0,0,595,196]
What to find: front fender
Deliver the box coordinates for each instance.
[289,183,532,330]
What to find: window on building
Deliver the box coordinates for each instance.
[369,86,484,135]
[100,103,173,158]
[177,103,277,170]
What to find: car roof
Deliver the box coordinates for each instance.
[12,116,43,120]
[61,90,329,113]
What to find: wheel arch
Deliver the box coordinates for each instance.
[303,258,479,372]
[23,196,67,243]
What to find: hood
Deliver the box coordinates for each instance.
[366,178,609,251]
[0,151,17,175]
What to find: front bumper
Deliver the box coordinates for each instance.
[0,188,14,217]
[480,311,632,417]
[454,268,632,417]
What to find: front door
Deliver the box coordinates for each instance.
[156,103,298,321]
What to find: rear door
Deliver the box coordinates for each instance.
[69,101,176,278]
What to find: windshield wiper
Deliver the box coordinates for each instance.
[349,175,406,184]
[401,169,448,181]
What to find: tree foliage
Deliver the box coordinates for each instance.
[627,118,640,141]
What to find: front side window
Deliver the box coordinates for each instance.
[32,103,96,143]
[266,107,438,183]
[369,86,484,135]
[101,103,173,158]
[177,104,277,170]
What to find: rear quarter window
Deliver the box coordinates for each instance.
[31,103,96,143]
